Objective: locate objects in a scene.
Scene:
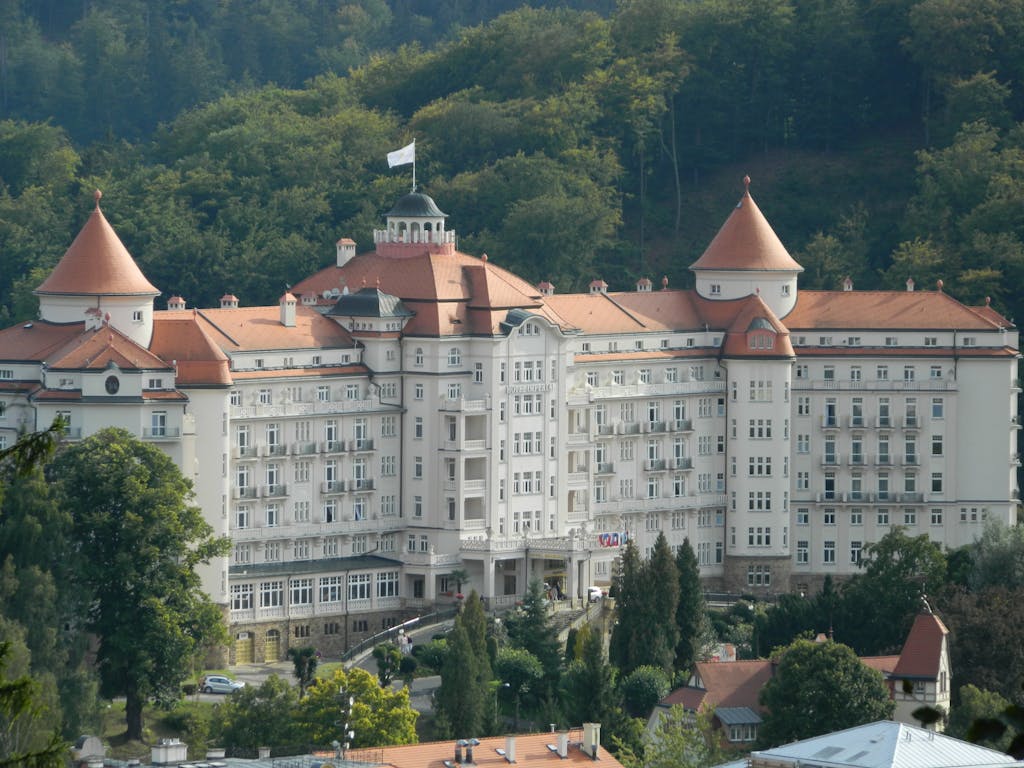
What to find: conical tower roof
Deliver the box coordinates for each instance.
[35,191,159,296]
[690,177,802,272]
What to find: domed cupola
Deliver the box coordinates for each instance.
[34,190,160,348]
[374,191,456,256]
[690,176,803,318]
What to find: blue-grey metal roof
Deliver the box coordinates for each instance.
[387,192,447,218]
[228,554,403,578]
[739,721,1024,768]
[715,706,762,725]
[326,287,413,318]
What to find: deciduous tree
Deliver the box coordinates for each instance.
[298,667,417,747]
[758,639,894,747]
[51,428,230,741]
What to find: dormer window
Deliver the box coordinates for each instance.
[710,284,721,295]
[746,318,775,350]
[781,285,791,296]
[132,310,143,321]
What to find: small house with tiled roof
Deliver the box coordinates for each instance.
[652,609,953,745]
[0,176,1018,664]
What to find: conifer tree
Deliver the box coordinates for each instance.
[674,538,713,673]
[436,622,484,737]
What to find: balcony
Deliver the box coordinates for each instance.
[233,445,258,460]
[877,454,892,466]
[644,459,667,472]
[568,471,588,485]
[903,454,919,466]
[595,462,615,475]
[671,418,693,432]
[291,441,318,456]
[822,453,841,466]
[351,478,375,492]
[817,491,841,502]
[232,486,259,500]
[320,440,345,454]
[848,416,865,428]
[876,416,892,428]
[464,479,486,492]
[645,420,667,433]
[261,443,288,457]
[142,427,180,440]
[262,483,288,498]
[821,416,840,430]
[849,454,865,466]
[847,491,872,502]
[596,424,615,437]
[672,457,693,470]
[903,416,919,429]
[898,492,924,503]
[620,422,641,435]
[320,480,346,494]
[350,438,375,452]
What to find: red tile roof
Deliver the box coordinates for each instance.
[160,305,355,353]
[377,729,622,768]
[786,290,1011,330]
[291,248,548,337]
[662,660,775,712]
[35,193,159,297]
[690,180,803,273]
[892,613,949,679]
[46,325,171,371]
[0,321,91,362]
[719,294,796,358]
[150,316,232,387]
[861,655,901,676]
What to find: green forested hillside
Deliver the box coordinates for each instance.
[1,0,1023,324]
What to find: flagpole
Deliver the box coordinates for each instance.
[412,140,416,191]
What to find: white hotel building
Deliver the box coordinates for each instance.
[0,182,1017,662]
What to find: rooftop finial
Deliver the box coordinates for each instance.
[94,189,102,208]
[743,175,751,192]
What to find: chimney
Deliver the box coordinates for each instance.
[906,277,915,292]
[258,747,271,760]
[455,739,466,763]
[538,281,555,296]
[505,736,517,763]
[466,738,480,764]
[220,293,239,308]
[636,277,652,292]
[280,292,297,327]
[557,733,568,759]
[582,723,601,760]
[167,295,186,310]
[337,238,357,267]
[842,276,853,292]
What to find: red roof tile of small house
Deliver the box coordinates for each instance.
[892,613,949,680]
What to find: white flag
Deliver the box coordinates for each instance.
[387,141,415,168]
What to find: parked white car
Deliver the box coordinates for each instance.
[200,675,245,694]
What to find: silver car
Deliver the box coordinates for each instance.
[201,675,245,694]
